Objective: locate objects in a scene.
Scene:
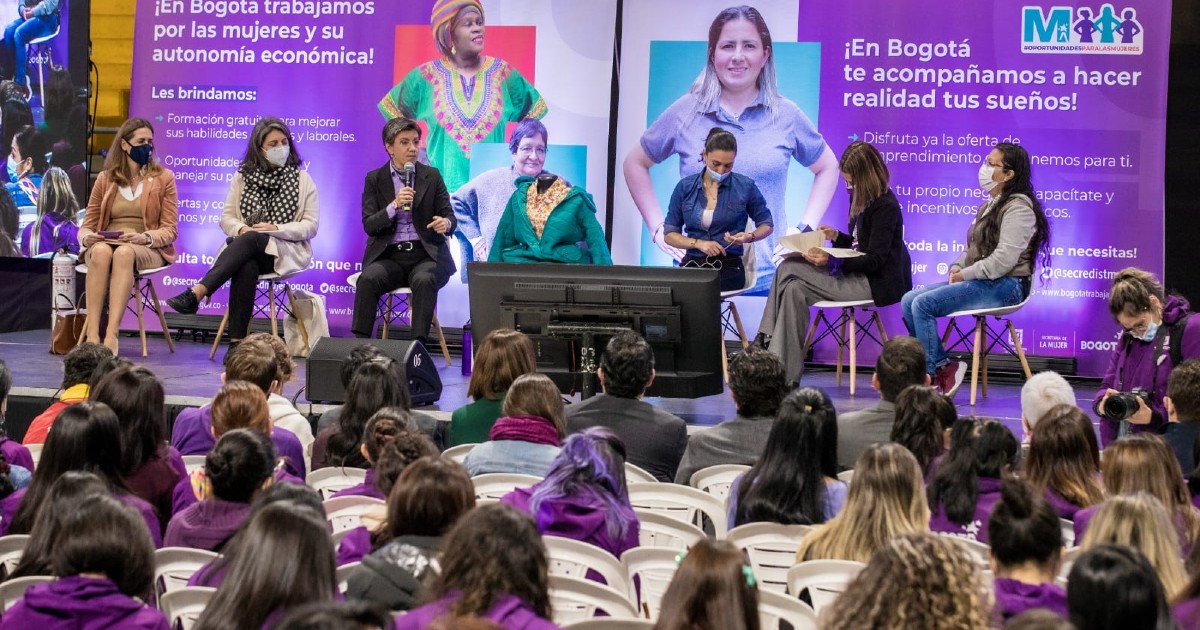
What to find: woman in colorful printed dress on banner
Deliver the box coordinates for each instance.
[378,0,548,194]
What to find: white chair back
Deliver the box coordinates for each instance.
[307,467,368,499]
[0,575,53,612]
[785,559,866,614]
[726,523,814,593]
[323,496,385,534]
[25,444,41,467]
[944,536,992,569]
[0,534,30,577]
[758,589,819,630]
[471,473,542,501]
[563,619,656,629]
[544,536,628,595]
[441,443,477,464]
[624,462,657,483]
[153,547,219,599]
[633,509,705,550]
[627,482,728,537]
[181,455,207,474]
[1059,545,1083,583]
[688,464,750,503]
[1061,518,1076,548]
[836,469,854,484]
[620,546,678,618]
[548,574,638,625]
[158,586,216,630]
[337,560,361,595]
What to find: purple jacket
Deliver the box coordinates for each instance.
[1094,296,1200,446]
[0,576,168,630]
[19,214,80,258]
[170,404,307,479]
[0,436,33,471]
[501,486,640,561]
[992,577,1068,621]
[1174,597,1200,629]
[0,489,162,547]
[1045,487,1087,521]
[163,498,252,552]
[929,477,1003,543]
[123,446,188,532]
[337,526,373,566]
[395,594,563,630]
[332,469,384,501]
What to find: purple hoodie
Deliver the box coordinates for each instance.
[337,526,373,566]
[929,477,1003,543]
[163,498,252,551]
[992,577,1068,621]
[0,489,161,547]
[1174,597,1200,629]
[1044,487,1088,521]
[0,436,33,472]
[0,576,169,630]
[501,486,640,561]
[395,594,563,630]
[332,469,384,501]
[170,404,307,479]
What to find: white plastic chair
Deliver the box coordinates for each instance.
[154,547,219,599]
[0,575,52,612]
[209,271,308,360]
[346,272,452,366]
[323,495,385,534]
[471,473,542,502]
[836,469,854,484]
[758,589,819,630]
[158,586,216,630]
[564,619,655,629]
[620,546,678,619]
[803,300,888,396]
[688,464,750,503]
[1058,545,1083,582]
[181,455,206,475]
[944,536,992,568]
[337,560,361,594]
[544,536,629,595]
[726,523,814,593]
[627,482,728,537]
[1061,518,1076,548]
[633,509,706,550]
[940,288,1036,405]
[785,559,866,614]
[25,444,41,468]
[76,263,176,357]
[624,462,657,484]
[308,467,368,499]
[548,574,638,625]
[441,443,477,464]
[0,534,29,576]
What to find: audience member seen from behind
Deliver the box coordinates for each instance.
[464,373,565,477]
[1163,359,1200,473]
[730,387,846,528]
[20,166,79,257]
[23,342,111,445]
[347,456,476,611]
[1022,404,1103,521]
[1094,267,1200,447]
[797,443,929,563]
[6,471,108,581]
[449,329,536,447]
[4,402,162,546]
[927,418,1020,543]
[652,539,760,630]
[0,359,34,476]
[315,343,384,433]
[243,332,314,450]
[1019,371,1077,445]
[192,502,337,630]
[331,409,413,500]
[313,356,411,470]
[394,503,559,630]
[565,330,688,482]
[273,601,394,630]
[822,533,991,630]
[1079,493,1188,599]
[90,366,186,532]
[1073,433,1200,550]
[836,335,928,470]
[0,494,168,630]
[890,385,956,479]
[675,346,789,485]
[164,429,276,552]
[988,479,1068,622]
[1067,545,1176,630]
[502,428,640,563]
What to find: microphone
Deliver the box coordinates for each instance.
[402,162,415,212]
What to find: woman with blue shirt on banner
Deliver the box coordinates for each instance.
[625,4,838,263]
[663,127,772,292]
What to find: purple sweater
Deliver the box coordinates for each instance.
[992,577,1068,621]
[337,526,374,566]
[170,404,307,479]
[929,477,1004,543]
[0,489,162,547]
[395,594,563,630]
[1044,487,1088,521]
[332,469,384,501]
[0,437,33,471]
[0,576,169,630]
[123,446,188,532]
[501,486,639,561]
[1174,597,1200,629]
[163,498,252,551]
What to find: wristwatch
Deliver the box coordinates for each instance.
[144,233,152,245]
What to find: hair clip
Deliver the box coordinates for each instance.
[674,551,687,565]
[742,565,757,588]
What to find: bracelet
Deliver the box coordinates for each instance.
[691,238,698,248]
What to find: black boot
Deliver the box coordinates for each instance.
[166,288,200,315]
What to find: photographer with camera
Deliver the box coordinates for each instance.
[1093,268,1200,447]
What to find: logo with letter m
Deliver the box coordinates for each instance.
[1023,6,1073,44]
[1021,3,1144,55]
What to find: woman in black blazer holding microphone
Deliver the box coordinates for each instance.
[756,141,912,385]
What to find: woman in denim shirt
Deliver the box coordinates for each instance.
[663,127,772,292]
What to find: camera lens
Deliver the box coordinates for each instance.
[1104,393,1137,421]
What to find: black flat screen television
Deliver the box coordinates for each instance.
[467,262,724,399]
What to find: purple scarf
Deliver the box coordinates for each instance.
[488,416,562,447]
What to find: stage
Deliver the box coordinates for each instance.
[0,328,1101,443]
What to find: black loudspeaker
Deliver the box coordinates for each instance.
[306,337,443,406]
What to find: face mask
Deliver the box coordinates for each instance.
[128,143,153,167]
[6,155,17,181]
[706,168,728,183]
[265,145,290,168]
[978,162,998,191]
[1138,320,1160,343]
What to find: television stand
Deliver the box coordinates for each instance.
[546,322,633,399]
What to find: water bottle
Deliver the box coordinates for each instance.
[52,249,75,318]
[461,321,472,377]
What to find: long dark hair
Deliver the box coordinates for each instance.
[8,471,108,580]
[988,479,1063,572]
[734,388,838,527]
[654,539,760,630]
[1067,545,1175,630]
[51,493,156,598]
[976,143,1051,272]
[89,366,166,476]
[927,418,1019,526]
[326,358,410,467]
[239,117,302,174]
[206,429,276,504]
[9,401,129,534]
[890,385,956,475]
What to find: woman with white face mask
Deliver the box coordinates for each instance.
[166,117,319,351]
[900,142,1051,399]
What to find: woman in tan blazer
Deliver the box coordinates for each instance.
[78,117,178,355]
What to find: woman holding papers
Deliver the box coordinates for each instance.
[663,127,773,292]
[756,141,911,386]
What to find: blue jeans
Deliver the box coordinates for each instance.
[900,276,1027,375]
[4,15,56,85]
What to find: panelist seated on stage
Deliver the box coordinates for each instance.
[166,117,319,350]
[352,117,455,343]
[486,168,611,265]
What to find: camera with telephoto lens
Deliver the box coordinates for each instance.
[1102,388,1153,421]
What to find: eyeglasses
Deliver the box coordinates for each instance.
[516,146,546,157]
[681,256,724,271]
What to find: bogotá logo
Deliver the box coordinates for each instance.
[1022,3,1144,55]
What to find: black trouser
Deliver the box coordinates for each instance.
[680,253,746,292]
[199,231,275,339]
[352,243,443,341]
